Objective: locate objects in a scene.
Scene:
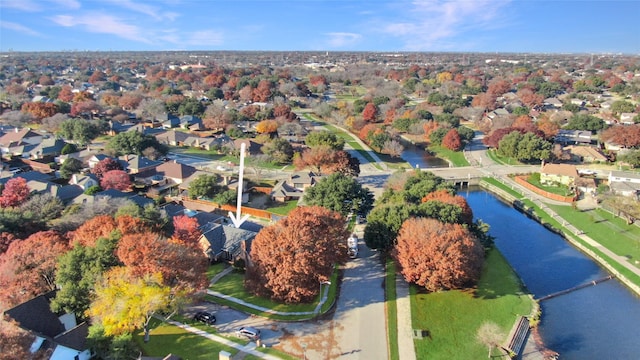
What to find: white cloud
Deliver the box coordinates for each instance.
[50,13,151,43]
[0,0,42,11]
[49,0,81,9]
[0,21,44,37]
[382,0,511,50]
[105,0,180,21]
[184,30,224,47]
[325,32,362,48]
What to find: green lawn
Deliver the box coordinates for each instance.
[427,145,469,167]
[265,200,298,215]
[206,263,228,282]
[386,259,399,360]
[481,177,524,199]
[411,248,533,359]
[527,173,574,196]
[135,319,239,360]
[486,149,524,165]
[550,206,640,263]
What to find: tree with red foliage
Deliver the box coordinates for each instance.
[57,85,74,102]
[422,189,474,225]
[21,102,58,121]
[0,232,16,255]
[487,79,512,97]
[273,104,296,121]
[246,206,348,303]
[0,231,69,307]
[309,75,327,87]
[601,124,640,148]
[0,177,30,208]
[70,100,100,118]
[170,215,201,248]
[92,157,123,179]
[100,170,131,191]
[517,88,544,108]
[442,128,462,151]
[483,127,530,148]
[116,232,207,292]
[362,102,378,122]
[118,93,143,111]
[393,218,484,292]
[471,92,497,110]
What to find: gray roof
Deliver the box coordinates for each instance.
[4,291,65,338]
[200,224,257,258]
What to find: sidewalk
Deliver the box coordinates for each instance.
[396,274,417,360]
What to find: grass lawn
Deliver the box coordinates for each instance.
[527,173,574,197]
[550,205,640,263]
[411,248,532,359]
[386,259,399,360]
[206,263,228,282]
[265,200,298,216]
[135,319,239,360]
[486,149,524,166]
[427,145,469,167]
[481,177,524,199]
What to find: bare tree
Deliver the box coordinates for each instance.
[476,322,506,358]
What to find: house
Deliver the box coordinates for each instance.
[26,179,84,204]
[570,98,585,107]
[68,173,99,191]
[179,115,203,129]
[232,139,262,156]
[161,202,223,228]
[183,136,217,151]
[95,189,155,208]
[27,138,68,160]
[544,97,563,109]
[0,128,43,147]
[620,113,637,125]
[270,171,322,202]
[118,155,162,174]
[198,223,257,263]
[158,113,181,129]
[555,129,592,145]
[564,145,608,163]
[608,170,640,198]
[55,148,98,166]
[138,161,197,187]
[540,163,578,187]
[287,171,322,190]
[87,154,114,169]
[155,130,191,146]
[4,291,92,360]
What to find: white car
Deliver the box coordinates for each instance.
[236,326,261,340]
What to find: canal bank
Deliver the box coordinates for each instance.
[465,187,640,359]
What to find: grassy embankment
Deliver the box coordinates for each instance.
[410,248,533,359]
[481,177,640,289]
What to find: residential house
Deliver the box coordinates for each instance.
[179,115,203,129]
[161,202,223,228]
[138,161,197,188]
[232,139,262,156]
[183,136,217,151]
[68,173,99,191]
[118,155,162,174]
[158,113,181,129]
[540,163,578,187]
[87,154,113,169]
[555,129,592,145]
[155,130,191,147]
[543,97,563,110]
[26,179,84,204]
[95,189,155,208]
[576,177,597,197]
[608,170,640,198]
[4,291,91,360]
[55,148,99,166]
[563,145,608,163]
[0,128,44,157]
[270,171,322,202]
[198,223,257,263]
[27,138,67,160]
[620,113,637,125]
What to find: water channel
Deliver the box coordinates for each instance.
[399,139,449,168]
[463,190,640,359]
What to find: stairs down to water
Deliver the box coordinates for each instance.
[506,316,530,356]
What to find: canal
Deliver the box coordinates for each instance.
[464,190,640,359]
[399,138,449,168]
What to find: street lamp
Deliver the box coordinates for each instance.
[319,280,331,299]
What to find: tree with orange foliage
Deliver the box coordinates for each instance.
[70,214,117,246]
[422,189,474,225]
[487,79,511,97]
[309,75,327,87]
[601,124,640,148]
[21,102,58,120]
[255,119,279,134]
[0,232,16,255]
[0,231,69,307]
[115,215,151,236]
[362,102,378,122]
[517,88,544,108]
[118,93,144,110]
[536,118,560,139]
[471,92,497,110]
[253,79,272,102]
[58,85,74,102]
[384,108,396,124]
[512,115,536,132]
[170,215,201,248]
[116,232,207,292]
[246,206,348,303]
[393,218,484,292]
[0,319,41,360]
[423,120,440,141]
[442,128,462,151]
[293,145,335,174]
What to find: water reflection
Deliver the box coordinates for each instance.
[399,140,448,168]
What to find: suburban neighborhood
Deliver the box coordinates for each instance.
[0,49,639,360]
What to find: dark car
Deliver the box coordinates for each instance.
[193,311,216,325]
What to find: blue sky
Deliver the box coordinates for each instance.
[0,0,638,53]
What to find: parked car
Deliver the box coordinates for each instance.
[193,311,216,325]
[236,326,261,340]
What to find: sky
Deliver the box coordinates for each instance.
[0,0,638,54]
